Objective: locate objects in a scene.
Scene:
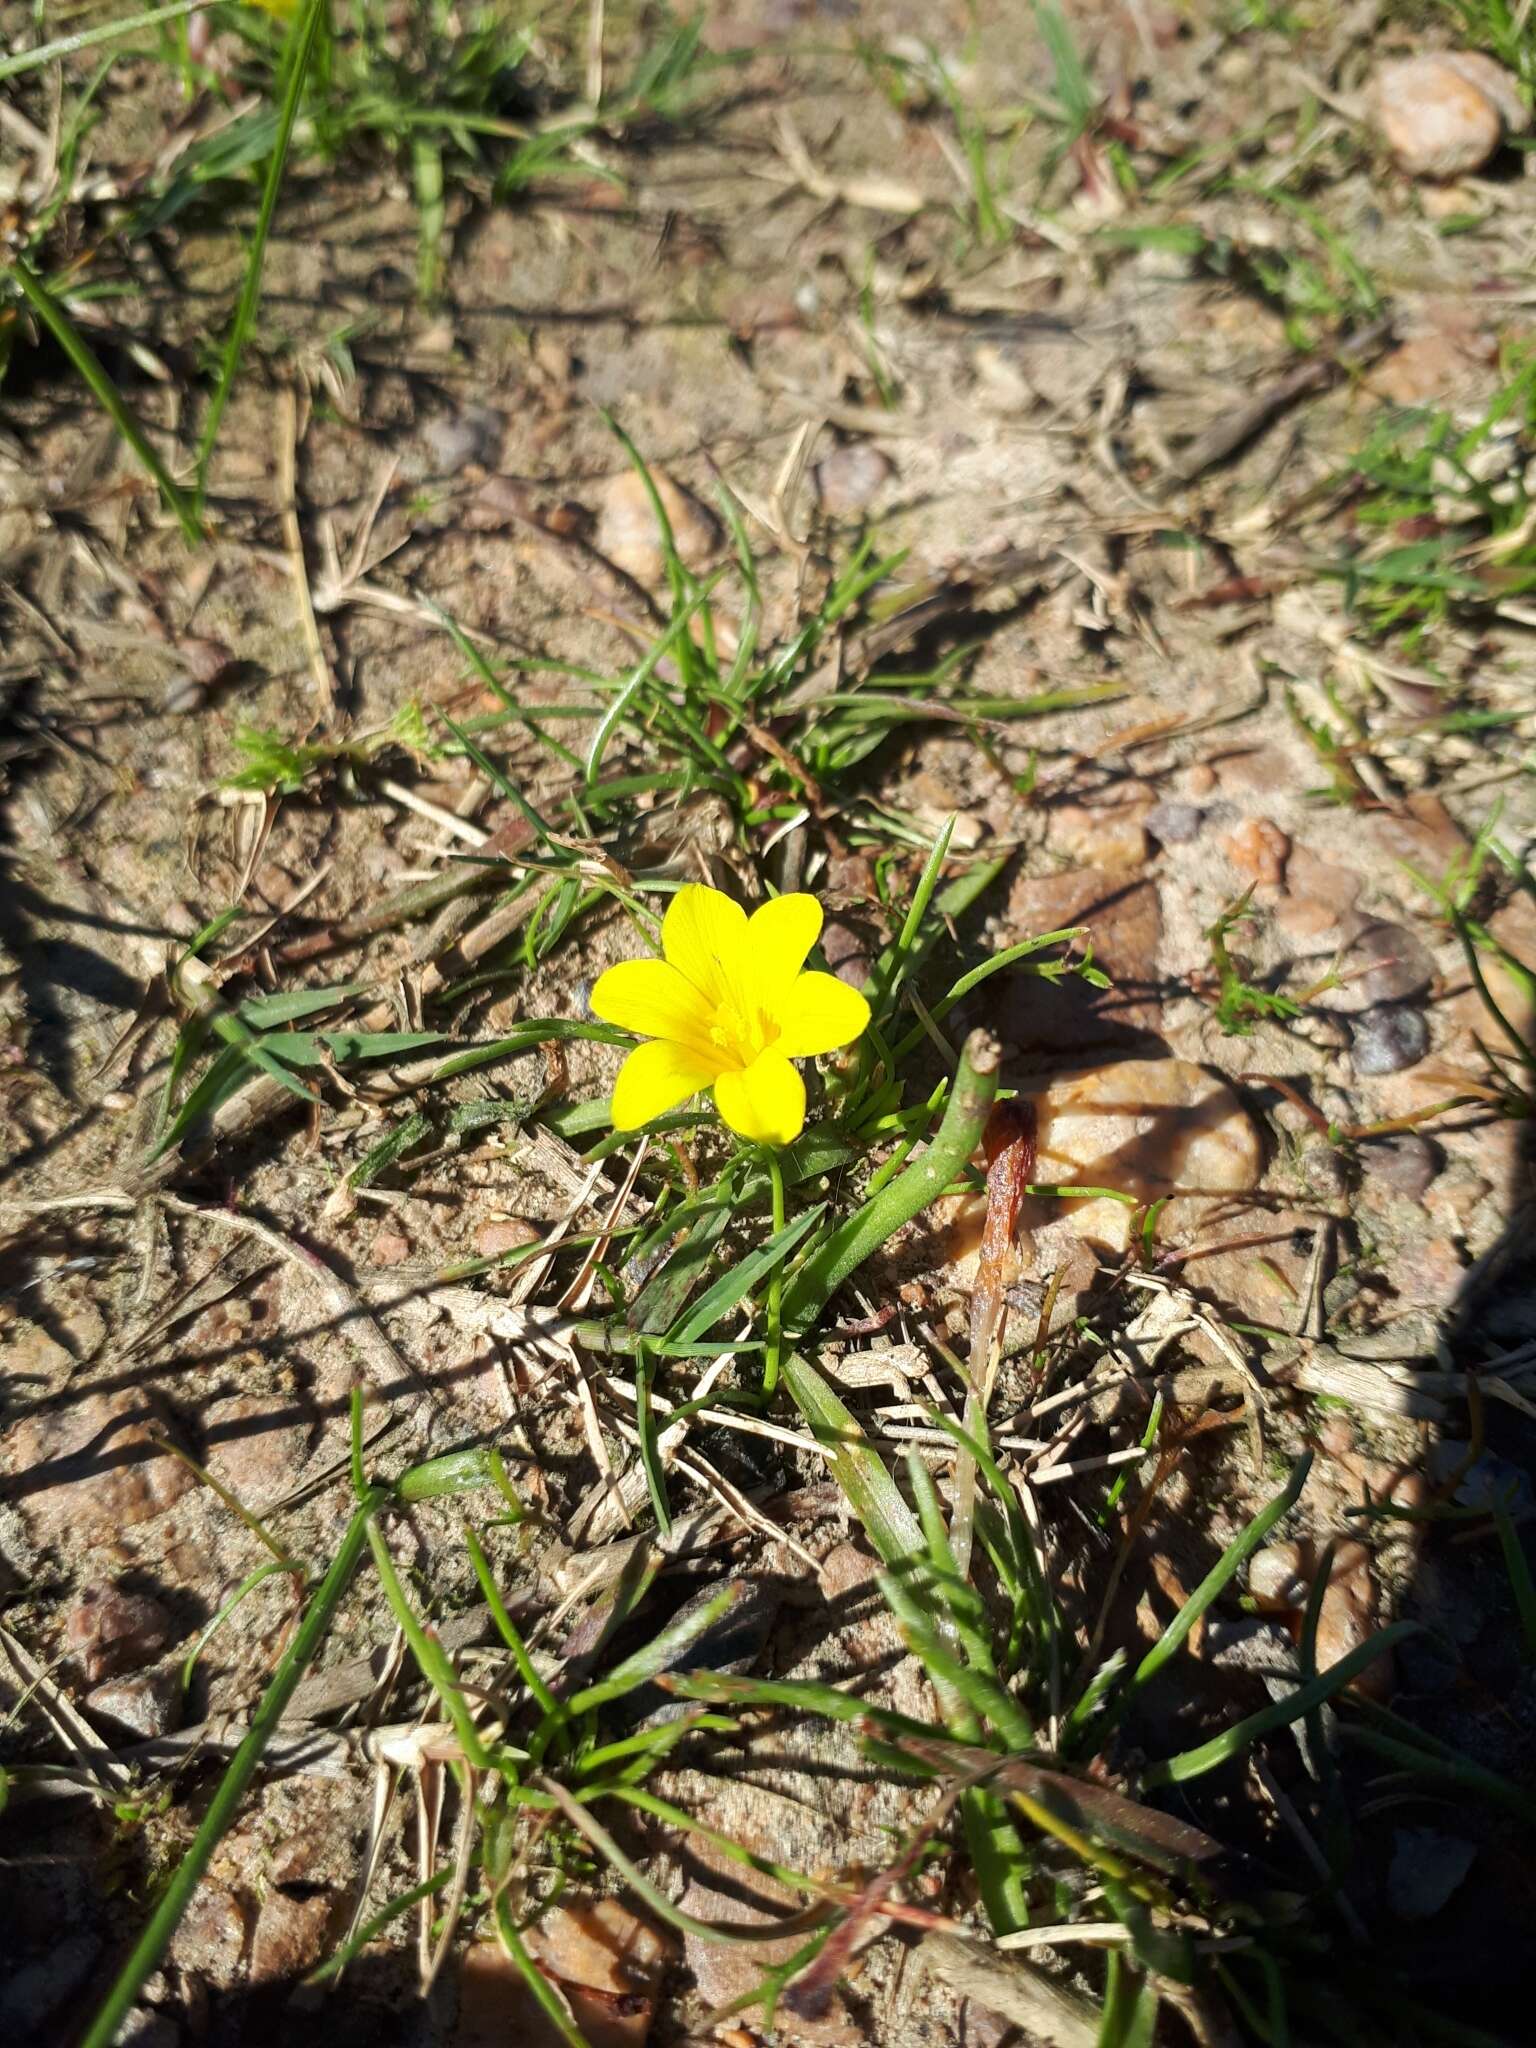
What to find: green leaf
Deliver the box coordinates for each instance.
[8,257,201,541]
[670,1203,827,1345]
[1143,1620,1418,1786]
[1121,1454,1312,1710]
[195,0,330,497]
[780,1353,922,1566]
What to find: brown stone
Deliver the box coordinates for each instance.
[474,1217,541,1260]
[1222,816,1291,889]
[1273,848,1362,943]
[1248,1539,1370,1611]
[1022,1058,1263,1260]
[369,1228,412,1266]
[1314,1577,1394,1701]
[521,1897,674,2048]
[1447,892,1536,1051]
[170,1884,250,1982]
[3,1390,195,1549]
[65,1582,173,1681]
[248,1889,335,1986]
[456,1909,671,2048]
[1047,800,1151,872]
[678,1860,858,2046]
[595,468,720,585]
[1370,792,1465,876]
[1000,868,1163,1050]
[814,442,895,515]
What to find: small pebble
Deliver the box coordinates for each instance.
[1222,815,1290,888]
[66,1583,173,1682]
[1388,1829,1477,1920]
[1347,920,1435,1008]
[370,1228,412,1266]
[1352,1002,1429,1075]
[86,1665,182,1740]
[596,467,720,584]
[474,1217,541,1259]
[424,405,504,473]
[1360,1131,1439,1199]
[814,441,895,515]
[1145,799,1203,845]
[1372,52,1524,180]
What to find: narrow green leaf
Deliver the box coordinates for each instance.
[195,0,329,494]
[672,1203,826,1344]
[1123,1454,1312,1707]
[1143,1621,1418,1786]
[8,257,201,540]
[780,1353,922,1566]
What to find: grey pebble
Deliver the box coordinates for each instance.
[1352,1002,1429,1074]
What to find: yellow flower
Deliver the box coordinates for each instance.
[591,885,870,1146]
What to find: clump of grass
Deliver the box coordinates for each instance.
[1323,344,1536,646]
[1204,889,1304,1036]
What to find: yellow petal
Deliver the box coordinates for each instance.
[774,970,871,1058]
[662,884,748,1006]
[590,958,716,1055]
[743,894,823,1008]
[611,1039,717,1130]
[713,1049,806,1146]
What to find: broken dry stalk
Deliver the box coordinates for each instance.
[951,1099,1035,1579]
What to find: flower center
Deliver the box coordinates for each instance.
[707,995,777,1069]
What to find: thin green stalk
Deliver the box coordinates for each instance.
[492,1894,588,2048]
[195,0,329,499]
[764,1146,786,1397]
[367,1519,495,1770]
[8,257,201,541]
[0,0,204,80]
[783,1028,1000,1336]
[79,1496,381,2048]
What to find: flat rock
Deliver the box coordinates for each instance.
[86,1664,182,1740]
[248,1888,335,1985]
[1389,1828,1478,1919]
[3,1390,195,1549]
[998,868,1163,1050]
[1024,1058,1263,1258]
[814,440,894,515]
[1315,919,1436,1013]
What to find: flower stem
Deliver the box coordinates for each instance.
[764,1145,787,1397]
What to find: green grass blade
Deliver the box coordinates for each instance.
[783,1028,1000,1335]
[1143,1621,1418,1788]
[1121,1454,1312,1710]
[195,0,329,499]
[8,256,201,541]
[780,1352,922,1566]
[671,1203,826,1344]
[0,0,204,81]
[79,1496,380,2048]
